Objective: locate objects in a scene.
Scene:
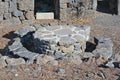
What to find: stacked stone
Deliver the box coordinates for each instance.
[0,0,35,26]
[59,0,90,20]
[33,24,90,55]
[8,24,90,62]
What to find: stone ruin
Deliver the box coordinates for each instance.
[0,23,119,69]
[8,24,90,63]
[1,0,120,27]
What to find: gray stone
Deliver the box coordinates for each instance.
[25,11,35,20]
[4,0,10,2]
[114,54,120,62]
[24,66,30,71]
[0,14,3,21]
[6,65,19,71]
[54,52,65,59]
[34,66,41,71]
[56,68,65,73]
[13,47,38,63]
[54,29,74,36]
[36,55,55,64]
[0,2,8,14]
[60,45,74,53]
[1,17,21,27]
[73,35,86,42]
[13,10,23,17]
[86,72,95,78]
[45,25,61,31]
[33,24,44,30]
[105,61,114,68]
[6,58,25,65]
[3,13,11,20]
[64,53,82,65]
[59,37,75,46]
[15,25,35,37]
[0,56,7,69]
[9,1,17,12]
[97,70,106,79]
[81,52,95,58]
[74,44,81,51]
[8,38,23,51]
[47,60,58,66]
[92,0,97,10]
[17,0,34,11]
[93,37,113,59]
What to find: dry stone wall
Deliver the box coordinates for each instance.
[0,0,35,26]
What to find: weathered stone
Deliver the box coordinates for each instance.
[17,0,34,11]
[64,53,82,65]
[59,37,75,46]
[6,65,19,71]
[9,1,17,12]
[13,10,23,17]
[54,52,65,59]
[25,11,35,20]
[45,25,61,31]
[0,14,3,21]
[81,52,95,58]
[3,13,11,20]
[61,45,74,53]
[97,70,106,79]
[36,12,54,19]
[6,58,25,65]
[1,17,21,27]
[0,2,8,14]
[0,56,7,69]
[55,29,74,36]
[15,25,35,37]
[8,38,23,51]
[105,61,114,68]
[13,47,38,63]
[56,68,65,73]
[36,55,55,64]
[4,0,10,2]
[47,60,58,66]
[93,37,113,59]
[74,44,81,51]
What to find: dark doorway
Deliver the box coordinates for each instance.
[34,0,60,19]
[97,0,118,15]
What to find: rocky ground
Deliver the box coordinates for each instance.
[0,11,120,80]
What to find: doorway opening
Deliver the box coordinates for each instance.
[34,0,60,19]
[97,0,118,15]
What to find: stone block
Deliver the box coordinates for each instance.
[36,12,54,19]
[13,10,23,17]
[9,1,17,12]
[25,11,35,20]
[15,25,35,37]
[3,13,11,20]
[6,58,25,65]
[0,14,3,21]
[17,0,34,11]
[1,17,21,27]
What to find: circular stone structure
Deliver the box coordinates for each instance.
[33,24,90,55]
[8,24,90,62]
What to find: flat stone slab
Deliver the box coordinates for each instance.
[36,12,54,19]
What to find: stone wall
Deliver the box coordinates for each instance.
[59,0,91,20]
[0,0,35,26]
